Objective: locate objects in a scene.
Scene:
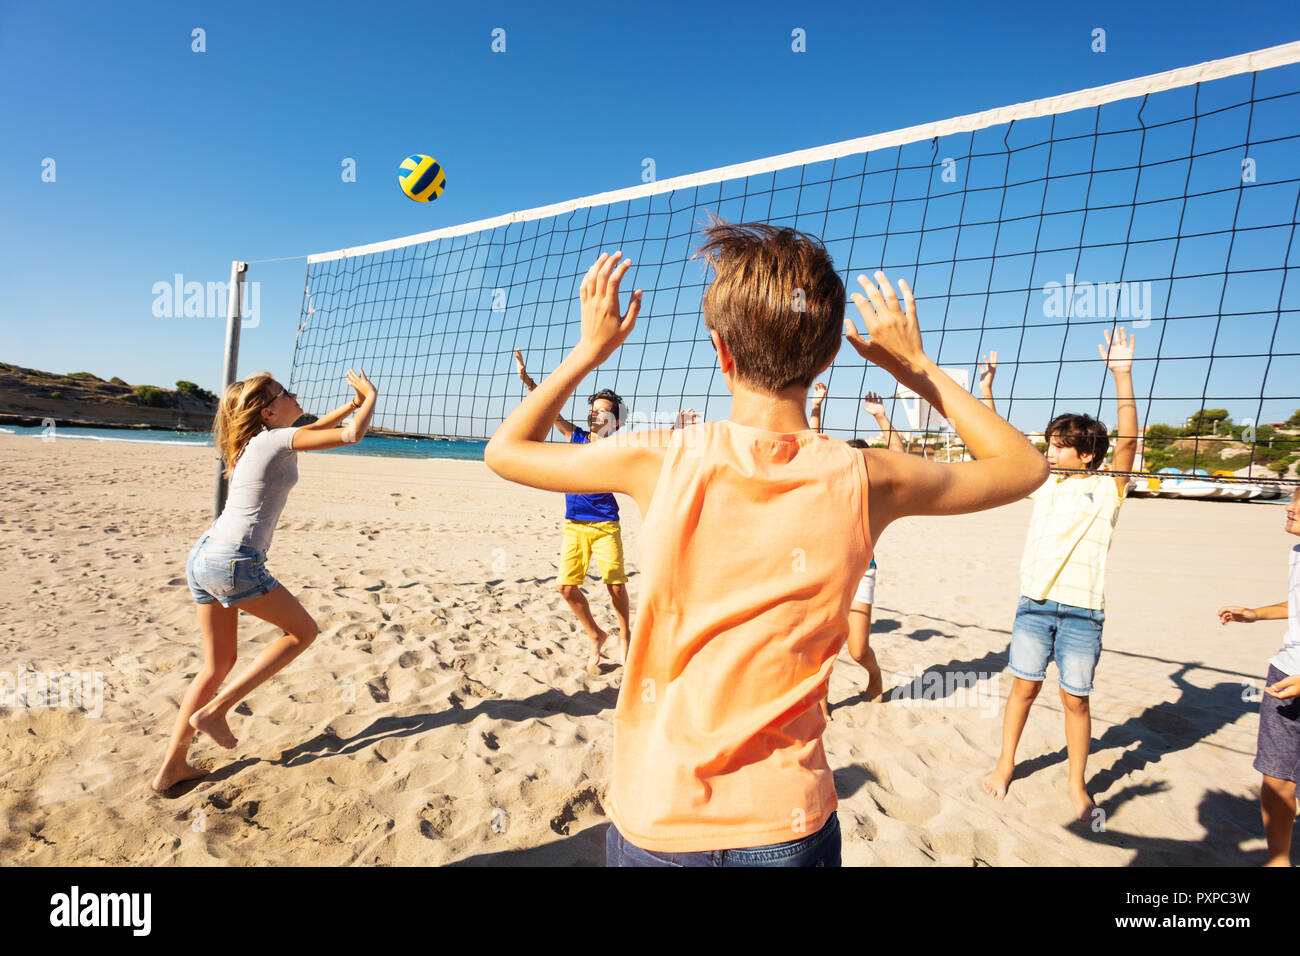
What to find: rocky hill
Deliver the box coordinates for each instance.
[0,363,217,431]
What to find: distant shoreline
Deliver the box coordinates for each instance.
[0,413,480,443]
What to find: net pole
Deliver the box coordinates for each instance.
[213,260,248,519]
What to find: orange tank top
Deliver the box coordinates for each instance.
[608,419,873,852]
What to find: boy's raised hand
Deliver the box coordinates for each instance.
[1099,326,1135,375]
[844,272,929,380]
[862,391,886,417]
[811,382,827,405]
[978,351,998,395]
[674,407,700,429]
[578,252,642,366]
[513,348,538,388]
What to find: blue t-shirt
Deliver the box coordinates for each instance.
[565,427,620,522]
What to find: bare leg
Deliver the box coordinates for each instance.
[558,584,606,674]
[607,582,631,663]
[1059,687,1095,820]
[1261,774,1297,866]
[188,586,318,748]
[846,602,882,701]
[982,677,1042,799]
[152,602,239,791]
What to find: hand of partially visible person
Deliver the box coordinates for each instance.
[1265,674,1300,700]
[1217,605,1258,625]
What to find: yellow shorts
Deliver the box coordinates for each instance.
[558,520,627,586]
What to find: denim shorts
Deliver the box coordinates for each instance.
[1007,596,1104,696]
[185,533,279,608]
[605,812,841,867]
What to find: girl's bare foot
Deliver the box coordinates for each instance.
[982,761,1014,799]
[151,762,208,793]
[1070,784,1096,822]
[586,627,608,675]
[189,706,238,749]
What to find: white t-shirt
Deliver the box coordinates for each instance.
[1270,544,1300,676]
[207,426,300,554]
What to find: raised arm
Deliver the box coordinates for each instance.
[487,253,666,514]
[300,397,360,431]
[978,351,997,414]
[515,349,577,439]
[843,274,1047,541]
[292,369,378,451]
[862,391,906,454]
[1101,327,1138,495]
[809,382,827,434]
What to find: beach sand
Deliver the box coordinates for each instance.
[0,431,1292,865]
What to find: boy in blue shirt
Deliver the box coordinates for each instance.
[516,350,630,673]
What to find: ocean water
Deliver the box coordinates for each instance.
[0,425,487,462]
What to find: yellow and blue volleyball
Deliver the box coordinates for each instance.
[398,154,446,202]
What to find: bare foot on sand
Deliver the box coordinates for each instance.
[586,627,608,675]
[189,706,238,749]
[151,762,209,792]
[1070,785,1096,822]
[982,761,1014,800]
[863,649,884,701]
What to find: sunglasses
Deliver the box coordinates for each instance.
[268,386,296,403]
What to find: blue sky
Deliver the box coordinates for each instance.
[3,0,1299,438]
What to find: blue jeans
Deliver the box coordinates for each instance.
[1008,596,1103,696]
[605,812,841,867]
[185,534,279,608]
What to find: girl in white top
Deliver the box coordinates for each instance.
[151,369,378,792]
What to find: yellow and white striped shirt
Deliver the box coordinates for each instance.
[1019,473,1124,611]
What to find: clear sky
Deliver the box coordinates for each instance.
[3,0,1299,437]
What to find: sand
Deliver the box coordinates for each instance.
[0,431,1293,865]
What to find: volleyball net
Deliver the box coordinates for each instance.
[286,42,1300,483]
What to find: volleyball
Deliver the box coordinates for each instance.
[398,154,446,203]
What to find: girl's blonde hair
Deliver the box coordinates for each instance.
[213,372,278,479]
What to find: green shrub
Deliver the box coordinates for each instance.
[67,372,100,381]
[1143,423,1182,449]
[132,385,169,407]
[49,390,63,400]
[1034,441,1048,453]
[109,377,128,386]
[175,380,217,404]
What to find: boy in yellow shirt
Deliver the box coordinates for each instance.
[980,328,1139,820]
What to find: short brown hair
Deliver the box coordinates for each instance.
[1046,413,1109,470]
[696,218,845,394]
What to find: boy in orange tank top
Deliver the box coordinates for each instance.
[486,221,1047,865]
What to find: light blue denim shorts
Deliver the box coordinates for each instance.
[1007,595,1104,696]
[185,534,279,608]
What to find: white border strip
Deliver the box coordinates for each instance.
[308,41,1300,265]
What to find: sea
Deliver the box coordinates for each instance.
[0,425,487,462]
